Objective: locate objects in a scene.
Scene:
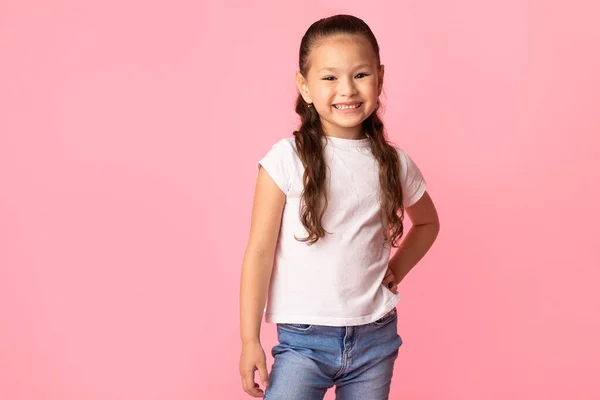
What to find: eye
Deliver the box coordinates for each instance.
[355,73,370,79]
[322,76,336,81]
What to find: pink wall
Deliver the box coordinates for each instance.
[1,0,599,398]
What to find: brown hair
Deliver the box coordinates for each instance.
[294,14,405,247]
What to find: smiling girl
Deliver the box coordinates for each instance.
[239,14,440,399]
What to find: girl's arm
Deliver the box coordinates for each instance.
[240,166,285,343]
[388,190,440,284]
[239,166,285,396]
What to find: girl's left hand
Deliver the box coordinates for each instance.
[382,267,398,294]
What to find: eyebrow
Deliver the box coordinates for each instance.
[318,64,372,72]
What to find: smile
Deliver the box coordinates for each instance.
[333,103,363,110]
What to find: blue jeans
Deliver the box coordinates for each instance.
[264,308,402,400]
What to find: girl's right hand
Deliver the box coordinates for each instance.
[239,342,270,397]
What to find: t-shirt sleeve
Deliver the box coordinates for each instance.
[397,148,427,207]
[257,139,293,194]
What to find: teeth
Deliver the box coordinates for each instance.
[335,103,361,110]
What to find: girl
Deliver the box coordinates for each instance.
[239,14,440,399]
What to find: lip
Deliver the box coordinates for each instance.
[333,101,363,106]
[332,102,363,114]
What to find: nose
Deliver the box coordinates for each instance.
[339,76,358,97]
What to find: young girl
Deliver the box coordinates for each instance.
[239,14,440,399]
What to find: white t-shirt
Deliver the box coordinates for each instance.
[257,135,427,326]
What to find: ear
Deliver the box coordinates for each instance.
[377,64,385,96]
[296,71,312,104]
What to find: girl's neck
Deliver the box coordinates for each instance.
[322,124,366,140]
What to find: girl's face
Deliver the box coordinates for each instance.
[297,34,384,139]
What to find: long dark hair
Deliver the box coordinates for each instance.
[294,14,405,247]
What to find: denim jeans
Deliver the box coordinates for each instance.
[264,308,402,400]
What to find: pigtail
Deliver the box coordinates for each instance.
[293,95,330,245]
[363,109,405,247]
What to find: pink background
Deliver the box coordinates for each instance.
[1,0,599,399]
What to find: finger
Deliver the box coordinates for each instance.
[242,370,263,397]
[258,363,270,388]
[250,384,264,398]
[246,383,264,397]
[241,370,252,392]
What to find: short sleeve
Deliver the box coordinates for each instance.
[257,139,294,194]
[397,148,427,207]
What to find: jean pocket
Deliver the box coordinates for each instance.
[372,307,397,327]
[277,323,314,333]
